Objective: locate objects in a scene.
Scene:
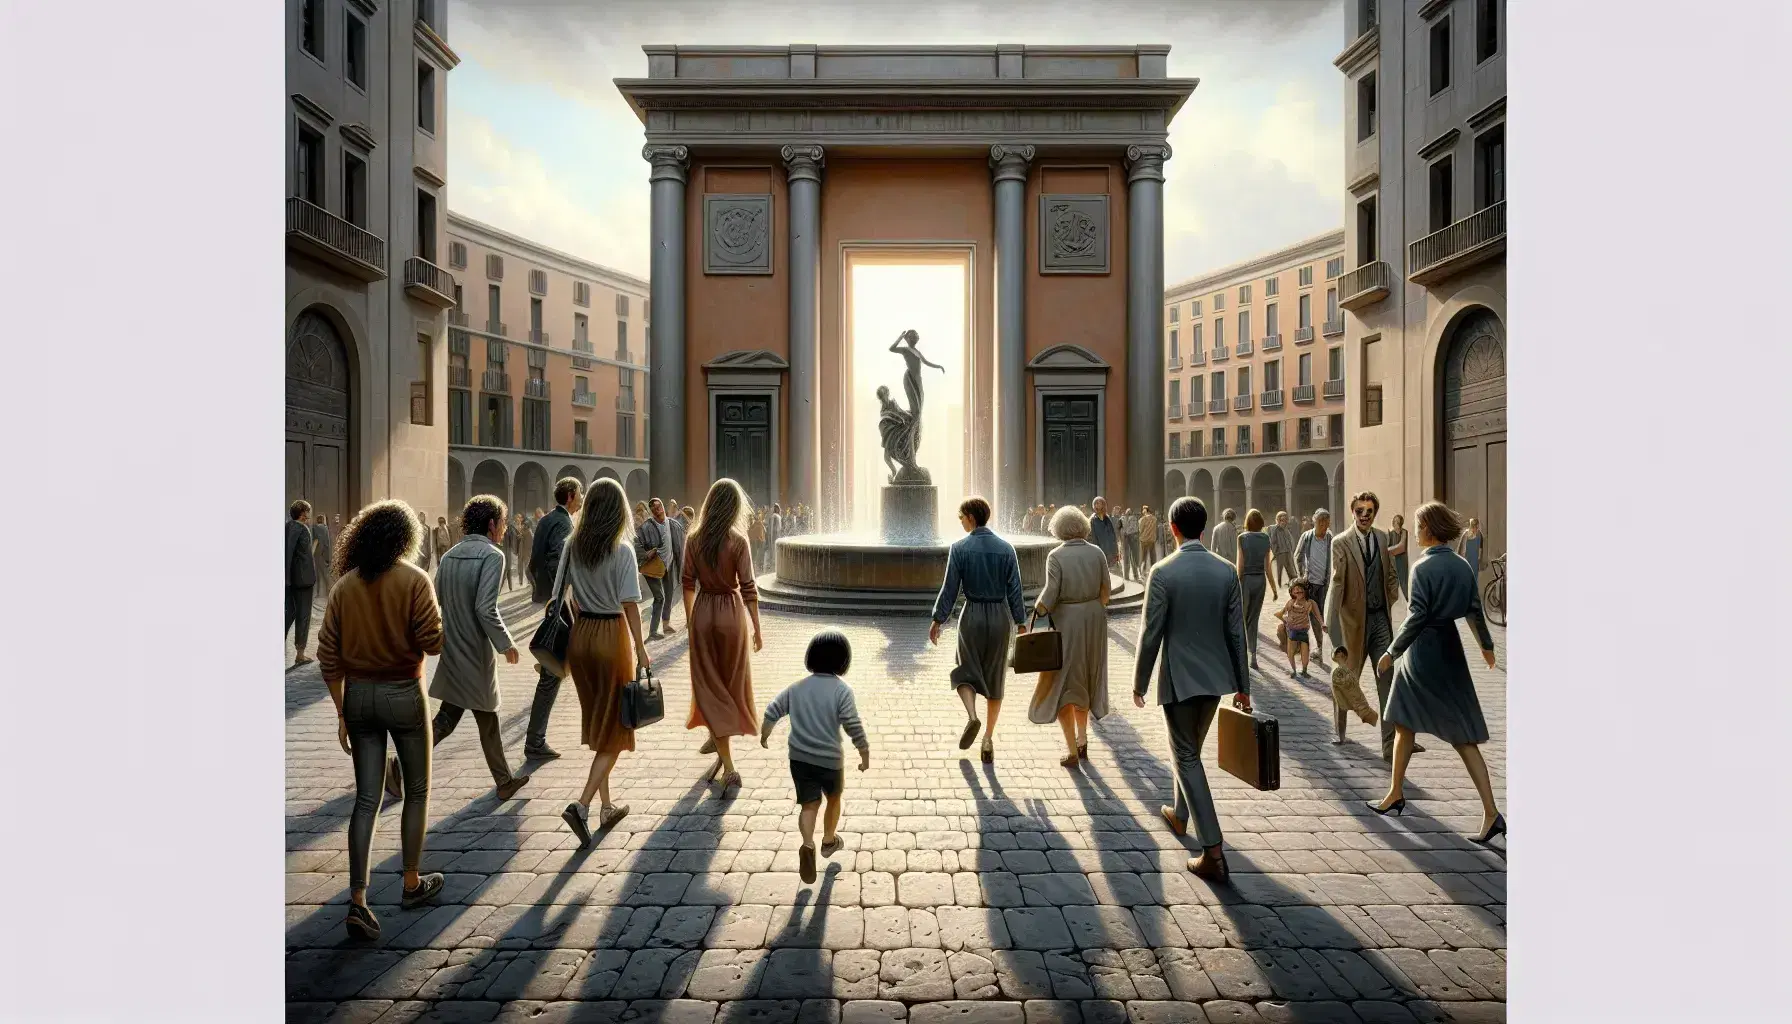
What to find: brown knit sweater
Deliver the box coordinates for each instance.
[316,562,445,684]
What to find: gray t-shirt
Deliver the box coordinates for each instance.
[763,672,869,769]
[1302,530,1331,585]
[552,540,643,615]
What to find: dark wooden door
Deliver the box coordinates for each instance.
[1042,394,1099,507]
[716,395,772,509]
[1441,309,1507,587]
[286,311,351,526]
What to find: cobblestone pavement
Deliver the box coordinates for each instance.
[287,580,1506,1024]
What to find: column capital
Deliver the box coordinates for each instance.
[1124,143,1172,183]
[780,144,825,184]
[642,144,690,184]
[989,144,1036,184]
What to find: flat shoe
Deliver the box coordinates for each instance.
[344,903,380,941]
[819,836,842,858]
[1188,851,1230,883]
[1159,805,1187,836]
[525,743,561,761]
[401,872,445,909]
[599,804,630,829]
[1060,754,1080,768]
[699,737,717,756]
[563,803,591,848]
[799,844,817,884]
[959,718,982,750]
[496,775,530,801]
[1077,741,1088,760]
[980,742,994,765]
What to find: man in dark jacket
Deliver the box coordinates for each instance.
[523,477,584,759]
[1089,496,1120,570]
[285,500,318,667]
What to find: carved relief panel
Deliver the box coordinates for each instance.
[704,194,773,275]
[1038,194,1110,274]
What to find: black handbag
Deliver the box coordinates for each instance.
[1010,611,1064,674]
[621,664,664,729]
[528,560,573,678]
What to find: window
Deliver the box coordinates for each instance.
[1475,125,1506,209]
[1214,318,1225,346]
[1364,383,1384,427]
[1356,72,1377,142]
[1238,425,1251,450]
[574,281,591,307]
[1326,288,1339,324]
[1328,346,1345,381]
[1298,293,1312,329]
[1264,421,1281,451]
[449,241,468,269]
[574,374,590,396]
[574,420,590,453]
[342,153,367,227]
[294,124,324,205]
[1326,257,1343,279]
[452,284,462,309]
[1168,379,1181,407]
[1213,292,1225,312]
[1476,0,1499,62]
[1212,427,1225,451]
[486,254,504,280]
[1169,329,1180,360]
[344,13,366,88]
[1191,375,1204,404]
[486,284,501,332]
[1429,17,1452,95]
[530,297,543,336]
[616,414,636,457]
[1429,156,1454,233]
[1191,430,1203,455]
[1238,311,1250,344]
[448,387,471,445]
[1212,371,1226,400]
[574,314,589,345]
[1169,434,1181,459]
[479,395,510,448]
[616,293,631,317]
[619,367,636,409]
[1169,305,1180,325]
[1238,284,1251,304]
[1265,277,1279,297]
[1298,266,1313,287]
[1191,299,1203,316]
[1361,336,1383,427]
[411,338,432,426]
[1298,353,1313,387]
[1238,366,1251,396]
[529,269,548,296]
[485,338,506,370]
[1329,414,1345,443]
[300,0,322,58]
[522,396,550,452]
[417,62,436,133]
[416,189,437,261]
[1192,323,1204,353]
[1265,303,1279,336]
[1355,196,1378,266]
[1298,417,1312,447]
[617,320,629,359]
[1264,359,1281,392]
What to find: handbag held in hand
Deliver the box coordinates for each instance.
[621,665,665,730]
[1010,611,1064,675]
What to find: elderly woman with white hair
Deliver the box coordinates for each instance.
[1027,504,1112,766]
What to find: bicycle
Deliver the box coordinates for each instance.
[1482,553,1506,627]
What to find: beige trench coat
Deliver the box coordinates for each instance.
[1324,527,1401,682]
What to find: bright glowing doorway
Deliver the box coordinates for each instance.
[847,257,970,535]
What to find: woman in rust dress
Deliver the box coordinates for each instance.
[552,477,652,848]
[681,477,764,793]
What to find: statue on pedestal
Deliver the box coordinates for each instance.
[878,329,944,485]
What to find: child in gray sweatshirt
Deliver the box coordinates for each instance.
[760,630,871,883]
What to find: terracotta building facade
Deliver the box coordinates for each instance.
[615,44,1197,529]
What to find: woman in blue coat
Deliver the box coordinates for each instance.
[1368,501,1505,844]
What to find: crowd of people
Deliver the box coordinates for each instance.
[285,478,1502,940]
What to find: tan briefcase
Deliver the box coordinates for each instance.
[1216,704,1281,791]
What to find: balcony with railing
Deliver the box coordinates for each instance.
[1207,442,1227,457]
[571,389,597,408]
[480,370,510,393]
[572,339,593,369]
[1187,400,1205,419]
[1168,403,1183,421]
[1409,200,1507,285]
[1323,378,1346,400]
[573,436,594,455]
[617,394,637,413]
[485,320,508,337]
[448,366,471,389]
[1298,435,1315,450]
[1339,260,1392,311]
[529,329,551,346]
[1233,394,1253,412]
[1323,318,1345,337]
[1189,349,1207,366]
[1212,344,1230,362]
[286,197,386,281]
[1293,384,1316,403]
[1167,356,1183,372]
[1207,398,1227,415]
[1263,439,1282,453]
[1235,439,1254,455]
[616,345,632,363]
[1328,431,1344,449]
[1262,334,1282,351]
[1294,326,1315,344]
[448,309,470,327]
[524,378,551,400]
[1235,338,1253,357]
[1261,389,1283,410]
[403,256,456,308]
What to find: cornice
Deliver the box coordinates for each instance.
[1346,168,1380,196]
[414,18,461,70]
[616,77,1197,115]
[1417,128,1460,161]
[1467,96,1507,131]
[413,163,447,188]
[1166,229,1346,299]
[1333,26,1381,75]
[291,93,333,126]
[446,211,650,292]
[1419,0,1454,21]
[339,122,378,151]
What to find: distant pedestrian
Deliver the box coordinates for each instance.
[1138,506,1160,569]
[1295,509,1333,657]
[286,500,318,668]
[1210,508,1238,562]
[748,509,769,574]
[554,477,651,847]
[1088,496,1120,573]
[650,498,683,634]
[1133,496,1250,883]
[432,517,453,575]
[1455,517,1484,580]
[1234,508,1276,670]
[314,499,446,940]
[1387,513,1412,601]
[311,511,335,592]
[635,500,674,639]
[502,512,523,591]
[415,516,433,571]
[515,514,534,588]
[682,478,764,792]
[760,630,870,884]
[429,495,530,802]
[1267,511,1298,588]
[1370,502,1504,845]
[1121,507,1142,582]
[524,478,583,761]
[930,496,1027,764]
[1028,505,1111,766]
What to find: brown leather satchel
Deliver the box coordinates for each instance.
[1216,704,1281,791]
[1010,611,1063,675]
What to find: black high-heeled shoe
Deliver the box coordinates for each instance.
[1471,813,1506,844]
[1366,798,1406,817]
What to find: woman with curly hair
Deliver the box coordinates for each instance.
[315,499,447,941]
[681,478,763,792]
[553,478,653,846]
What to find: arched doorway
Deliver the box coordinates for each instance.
[1216,467,1247,523]
[447,458,467,515]
[285,308,353,526]
[624,469,650,504]
[515,462,551,518]
[1291,462,1329,522]
[1164,469,1185,508]
[1439,307,1506,587]
[1188,469,1214,515]
[471,460,509,508]
[1251,463,1288,520]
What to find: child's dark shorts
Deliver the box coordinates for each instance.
[790,758,844,804]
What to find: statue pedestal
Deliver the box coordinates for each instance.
[881,485,938,544]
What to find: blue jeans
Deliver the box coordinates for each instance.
[644,574,669,633]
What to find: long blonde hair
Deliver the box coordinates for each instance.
[571,478,629,568]
[692,478,750,568]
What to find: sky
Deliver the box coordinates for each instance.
[445,0,1346,285]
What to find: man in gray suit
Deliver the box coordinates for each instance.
[1133,496,1251,882]
[285,500,318,668]
[652,498,685,633]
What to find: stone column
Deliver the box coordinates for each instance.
[990,144,1034,529]
[1125,144,1170,514]
[781,145,824,514]
[644,145,689,500]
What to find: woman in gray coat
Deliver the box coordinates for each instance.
[428,494,529,801]
[1027,505,1111,766]
[1369,501,1503,844]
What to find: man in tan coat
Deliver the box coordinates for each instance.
[1325,490,1416,761]
[1138,506,1160,571]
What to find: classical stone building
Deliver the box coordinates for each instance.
[1336,0,1506,580]
[443,214,654,515]
[1161,229,1348,522]
[614,44,1197,529]
[284,0,459,527]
